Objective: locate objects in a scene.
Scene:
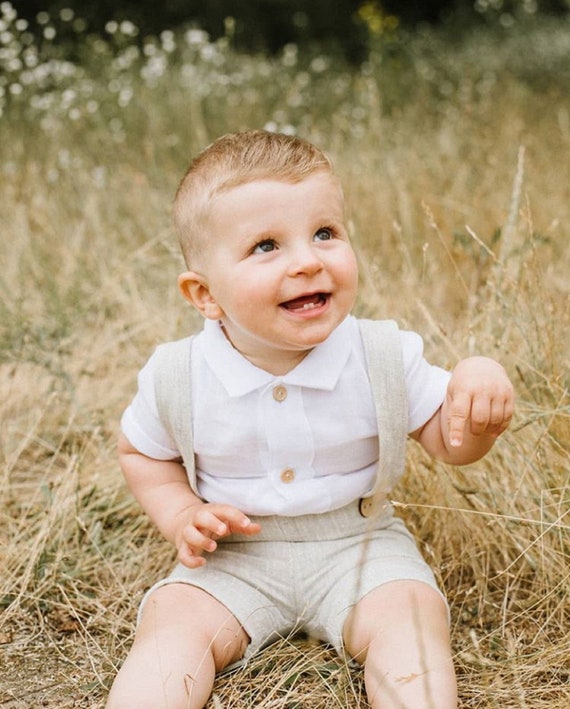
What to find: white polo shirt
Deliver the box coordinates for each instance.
[121,316,450,516]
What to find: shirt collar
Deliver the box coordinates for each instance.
[201,316,354,397]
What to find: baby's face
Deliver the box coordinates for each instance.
[185,170,359,373]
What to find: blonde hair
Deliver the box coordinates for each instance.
[174,130,335,266]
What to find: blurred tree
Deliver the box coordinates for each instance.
[13,0,570,59]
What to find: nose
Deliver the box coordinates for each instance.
[287,242,324,277]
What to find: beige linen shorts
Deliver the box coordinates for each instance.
[138,500,447,664]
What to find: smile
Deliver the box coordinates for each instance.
[280,293,329,312]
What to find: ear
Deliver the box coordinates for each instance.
[178,271,224,320]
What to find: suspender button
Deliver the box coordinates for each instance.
[359,497,375,517]
[359,495,389,518]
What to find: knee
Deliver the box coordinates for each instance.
[140,583,248,672]
[343,582,457,707]
[344,580,450,661]
[358,579,448,628]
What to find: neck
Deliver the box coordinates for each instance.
[248,350,311,375]
[219,323,311,375]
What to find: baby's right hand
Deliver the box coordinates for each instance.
[173,502,261,569]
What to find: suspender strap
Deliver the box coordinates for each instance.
[151,319,408,514]
[357,319,408,517]
[152,337,199,496]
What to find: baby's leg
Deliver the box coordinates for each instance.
[343,580,457,709]
[106,583,249,709]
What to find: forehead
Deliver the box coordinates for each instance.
[209,171,344,224]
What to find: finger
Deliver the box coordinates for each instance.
[181,523,218,553]
[226,515,262,536]
[469,394,491,436]
[489,397,514,437]
[447,391,471,447]
[487,396,506,430]
[484,397,507,436]
[192,508,230,538]
[210,506,262,536]
[178,544,207,569]
[501,397,515,432]
[238,520,262,536]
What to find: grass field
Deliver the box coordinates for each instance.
[1,5,569,707]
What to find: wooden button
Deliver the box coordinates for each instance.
[359,497,375,517]
[273,385,287,402]
[359,496,387,518]
[280,468,295,483]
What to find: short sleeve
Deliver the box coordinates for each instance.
[120,351,181,460]
[400,330,451,433]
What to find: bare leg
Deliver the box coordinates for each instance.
[106,583,249,709]
[343,580,457,709]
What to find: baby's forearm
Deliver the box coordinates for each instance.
[118,433,202,546]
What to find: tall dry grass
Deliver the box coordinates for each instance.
[0,7,569,707]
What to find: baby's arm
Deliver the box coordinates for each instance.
[410,356,514,465]
[118,433,260,568]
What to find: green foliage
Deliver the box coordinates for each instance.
[2,2,569,129]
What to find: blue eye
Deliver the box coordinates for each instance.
[253,239,277,254]
[314,228,333,241]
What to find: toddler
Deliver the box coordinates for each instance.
[107,130,514,708]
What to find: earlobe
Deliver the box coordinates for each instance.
[178,271,224,320]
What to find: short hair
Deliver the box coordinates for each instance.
[173,130,335,266]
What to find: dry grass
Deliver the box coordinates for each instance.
[1,12,569,708]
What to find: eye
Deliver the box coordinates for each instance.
[252,239,277,254]
[314,227,334,242]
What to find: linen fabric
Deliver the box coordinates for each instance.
[138,499,447,666]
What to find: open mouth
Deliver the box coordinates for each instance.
[280,293,329,312]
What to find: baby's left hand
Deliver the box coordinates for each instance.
[446,356,515,448]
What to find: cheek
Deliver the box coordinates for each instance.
[226,273,275,311]
[340,258,359,309]
[338,251,359,289]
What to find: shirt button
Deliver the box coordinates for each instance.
[272,385,287,402]
[280,468,295,484]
